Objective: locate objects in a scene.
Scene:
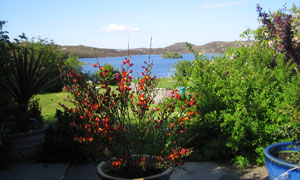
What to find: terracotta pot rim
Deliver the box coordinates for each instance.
[96,155,173,180]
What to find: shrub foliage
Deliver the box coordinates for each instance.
[174,5,300,166]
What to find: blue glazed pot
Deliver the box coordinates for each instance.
[265,141,300,180]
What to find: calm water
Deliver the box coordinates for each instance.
[79,54,216,78]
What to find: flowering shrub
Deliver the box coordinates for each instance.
[60,57,197,177]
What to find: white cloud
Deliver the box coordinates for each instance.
[197,1,247,9]
[101,24,140,32]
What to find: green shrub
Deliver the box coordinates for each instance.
[175,43,300,166]
[172,60,192,83]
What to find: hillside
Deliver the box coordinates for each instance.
[59,41,250,58]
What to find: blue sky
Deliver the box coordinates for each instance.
[0,0,298,49]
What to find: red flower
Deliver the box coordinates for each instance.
[112,160,122,167]
[157,156,162,161]
[73,79,78,83]
[189,99,194,106]
[93,63,98,67]
[170,123,174,128]
[122,60,126,65]
[181,148,187,156]
[88,137,94,142]
[91,104,99,110]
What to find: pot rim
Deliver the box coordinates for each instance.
[9,124,48,138]
[96,158,173,180]
[265,141,300,169]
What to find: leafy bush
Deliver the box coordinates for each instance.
[172,60,192,83]
[173,4,300,167]
[42,110,98,163]
[177,43,300,166]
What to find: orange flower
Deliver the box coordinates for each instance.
[178,118,183,125]
[157,156,162,161]
[175,94,181,100]
[112,160,122,167]
[73,79,78,83]
[91,104,99,110]
[122,71,128,77]
[88,137,93,142]
[184,116,189,121]
[170,123,174,128]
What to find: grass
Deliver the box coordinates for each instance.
[36,91,73,120]
[157,77,177,89]
[37,78,177,119]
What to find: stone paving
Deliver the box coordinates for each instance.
[0,162,269,180]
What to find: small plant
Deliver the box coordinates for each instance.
[61,55,198,178]
[277,105,300,163]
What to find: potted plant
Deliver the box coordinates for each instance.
[0,26,60,161]
[61,55,198,179]
[264,106,300,180]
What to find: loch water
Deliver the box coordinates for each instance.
[79,54,217,78]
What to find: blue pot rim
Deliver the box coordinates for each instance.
[265,141,300,169]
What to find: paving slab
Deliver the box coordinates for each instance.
[64,163,98,180]
[0,163,68,180]
[171,162,268,180]
[0,162,269,180]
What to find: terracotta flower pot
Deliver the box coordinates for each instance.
[96,155,173,180]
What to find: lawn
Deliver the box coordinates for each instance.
[37,78,177,119]
[157,77,177,89]
[36,91,73,120]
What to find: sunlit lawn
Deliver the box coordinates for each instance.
[38,78,177,120]
[36,91,73,120]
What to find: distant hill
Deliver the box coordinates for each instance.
[58,41,250,58]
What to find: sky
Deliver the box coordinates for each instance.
[0,0,299,49]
